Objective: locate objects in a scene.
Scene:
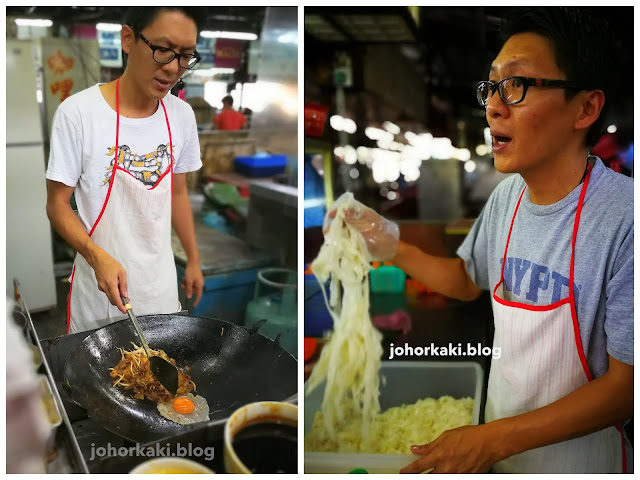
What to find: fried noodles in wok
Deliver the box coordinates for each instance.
[109,343,195,403]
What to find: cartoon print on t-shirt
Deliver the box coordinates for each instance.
[103,142,175,187]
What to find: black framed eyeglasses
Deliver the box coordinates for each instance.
[134,30,201,69]
[477,76,584,107]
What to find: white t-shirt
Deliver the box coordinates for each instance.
[46,84,202,232]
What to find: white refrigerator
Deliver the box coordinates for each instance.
[6,39,57,311]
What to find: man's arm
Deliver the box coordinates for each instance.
[401,356,633,473]
[171,173,204,307]
[393,241,482,301]
[326,198,483,302]
[45,180,127,313]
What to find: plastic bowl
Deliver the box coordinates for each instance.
[129,457,215,474]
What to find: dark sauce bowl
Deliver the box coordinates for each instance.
[224,401,298,474]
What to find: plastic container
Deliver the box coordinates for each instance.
[234,154,287,177]
[304,361,483,474]
[130,457,215,474]
[176,265,267,325]
[245,268,297,358]
[369,265,406,294]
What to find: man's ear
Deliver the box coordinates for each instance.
[121,25,135,56]
[574,89,605,132]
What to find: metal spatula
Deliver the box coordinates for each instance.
[121,297,178,396]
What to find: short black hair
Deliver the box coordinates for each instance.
[500,7,614,148]
[222,95,234,106]
[123,7,202,33]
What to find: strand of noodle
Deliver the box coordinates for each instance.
[306,199,382,442]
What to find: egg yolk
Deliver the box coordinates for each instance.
[173,397,195,414]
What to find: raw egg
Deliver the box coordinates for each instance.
[157,393,209,425]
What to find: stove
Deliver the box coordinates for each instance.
[40,330,224,473]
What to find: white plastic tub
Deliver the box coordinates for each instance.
[304,361,483,474]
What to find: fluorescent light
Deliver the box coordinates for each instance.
[464,160,477,173]
[343,118,357,135]
[15,18,53,28]
[97,23,122,32]
[607,124,617,134]
[476,144,489,156]
[193,68,235,77]
[330,115,345,132]
[484,127,492,147]
[344,146,357,165]
[200,31,257,41]
[365,127,384,141]
[277,32,297,44]
[330,116,357,135]
[383,121,400,135]
[456,148,471,162]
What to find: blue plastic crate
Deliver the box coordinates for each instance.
[176,265,264,324]
[234,154,287,177]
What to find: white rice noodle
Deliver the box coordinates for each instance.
[305,396,474,454]
[306,195,383,443]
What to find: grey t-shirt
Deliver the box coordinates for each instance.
[458,157,633,378]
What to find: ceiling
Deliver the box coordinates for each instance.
[305,6,634,146]
[5,6,267,36]
[305,7,418,43]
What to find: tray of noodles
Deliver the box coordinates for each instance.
[303,194,482,474]
[304,361,483,473]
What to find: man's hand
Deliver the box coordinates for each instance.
[400,424,500,474]
[182,260,204,307]
[89,246,128,314]
[322,193,400,261]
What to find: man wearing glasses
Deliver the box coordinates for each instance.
[328,7,632,473]
[46,8,205,333]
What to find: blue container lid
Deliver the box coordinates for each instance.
[235,154,287,167]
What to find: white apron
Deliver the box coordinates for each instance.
[485,163,628,473]
[67,78,180,334]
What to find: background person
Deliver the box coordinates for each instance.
[213,95,247,131]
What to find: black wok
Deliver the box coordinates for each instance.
[63,314,297,444]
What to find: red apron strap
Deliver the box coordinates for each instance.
[159,99,174,193]
[498,185,527,283]
[568,161,594,382]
